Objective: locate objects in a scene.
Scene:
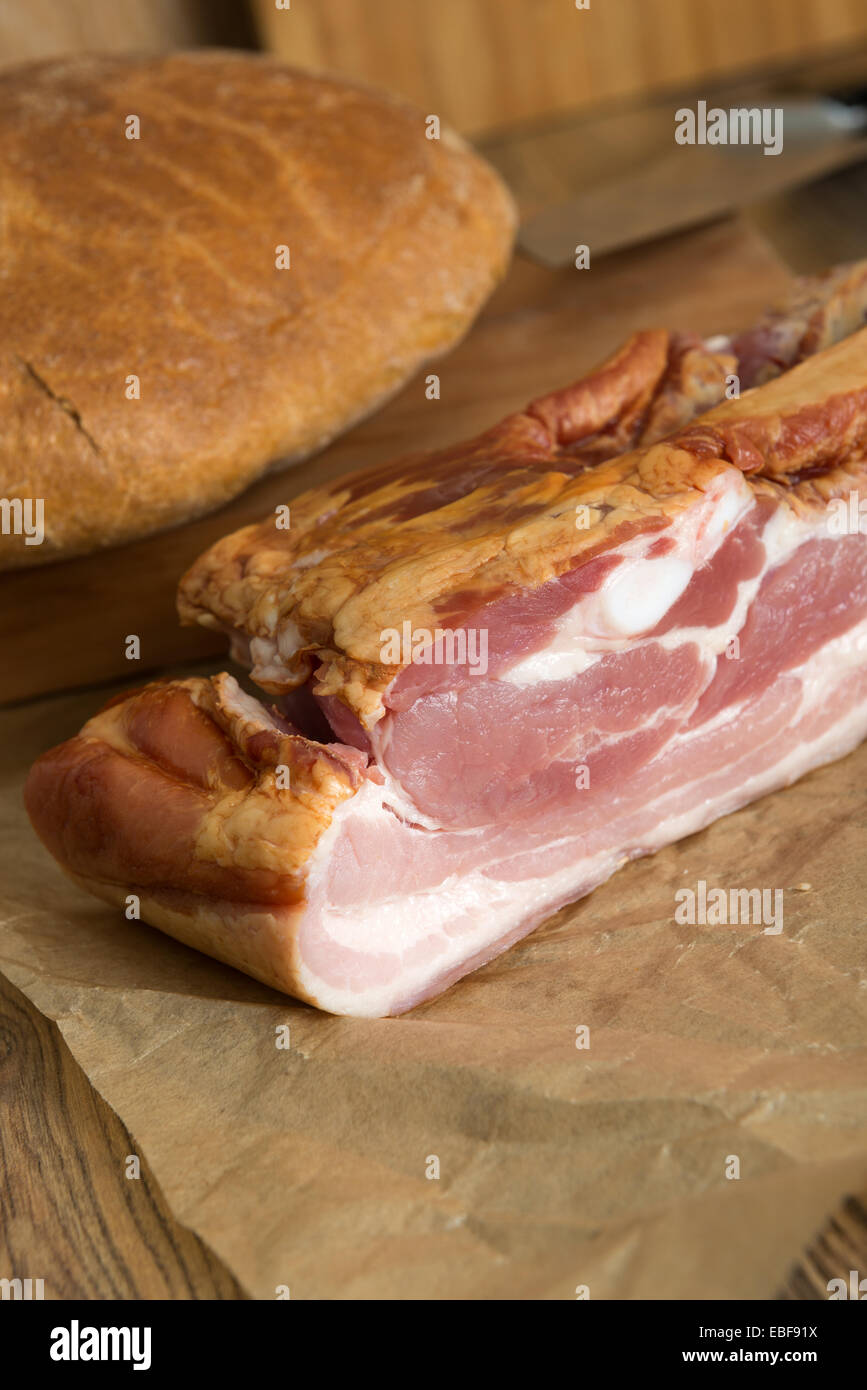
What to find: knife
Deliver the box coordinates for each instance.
[517,93,867,269]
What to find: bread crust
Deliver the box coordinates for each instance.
[0,51,516,568]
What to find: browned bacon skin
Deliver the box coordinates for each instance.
[25,676,363,913]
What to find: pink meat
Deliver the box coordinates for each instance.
[275,485,867,1013]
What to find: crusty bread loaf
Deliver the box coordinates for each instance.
[0,51,516,568]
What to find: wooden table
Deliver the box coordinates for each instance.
[0,971,245,1298]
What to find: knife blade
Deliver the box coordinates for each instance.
[517,95,867,269]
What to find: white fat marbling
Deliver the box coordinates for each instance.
[502,471,754,685]
[599,556,694,637]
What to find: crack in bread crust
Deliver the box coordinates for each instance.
[14,355,104,459]
[0,51,516,568]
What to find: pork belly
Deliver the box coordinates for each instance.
[25,308,867,1015]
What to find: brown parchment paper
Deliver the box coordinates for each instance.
[2,672,866,1300]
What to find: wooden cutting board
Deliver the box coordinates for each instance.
[0,217,792,705]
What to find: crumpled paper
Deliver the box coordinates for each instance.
[2,674,866,1299]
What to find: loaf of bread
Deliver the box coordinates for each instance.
[0,51,515,568]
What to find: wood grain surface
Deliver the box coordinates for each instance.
[780,1192,867,1300]
[0,970,246,1299]
[252,0,867,135]
[0,0,256,63]
[4,0,867,139]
